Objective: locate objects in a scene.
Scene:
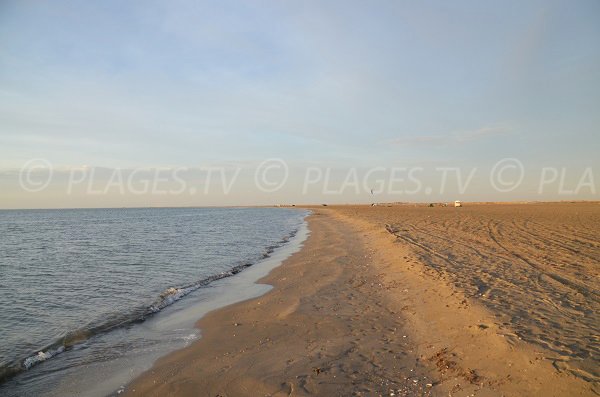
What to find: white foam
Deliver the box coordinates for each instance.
[180,334,198,343]
[23,346,65,369]
[149,284,200,313]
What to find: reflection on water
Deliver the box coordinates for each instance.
[0,207,307,396]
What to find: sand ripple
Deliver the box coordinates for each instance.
[373,203,598,382]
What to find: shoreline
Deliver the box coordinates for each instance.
[124,205,597,396]
[0,209,310,397]
[91,214,311,397]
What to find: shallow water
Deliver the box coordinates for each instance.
[0,207,307,395]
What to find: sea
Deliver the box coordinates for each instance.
[0,207,308,396]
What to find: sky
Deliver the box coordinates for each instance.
[1,0,599,208]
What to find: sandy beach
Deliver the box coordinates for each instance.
[124,203,598,396]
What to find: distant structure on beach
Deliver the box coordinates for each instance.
[454,200,463,207]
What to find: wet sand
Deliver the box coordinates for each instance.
[124,203,598,396]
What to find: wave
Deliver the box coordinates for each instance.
[0,227,300,385]
[23,346,65,369]
[147,261,254,313]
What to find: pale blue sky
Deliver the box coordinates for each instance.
[1,1,599,206]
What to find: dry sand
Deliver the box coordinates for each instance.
[124,203,598,396]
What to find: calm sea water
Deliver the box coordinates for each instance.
[0,207,307,396]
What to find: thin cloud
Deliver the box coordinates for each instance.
[390,135,447,146]
[455,125,513,142]
[391,125,513,146]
